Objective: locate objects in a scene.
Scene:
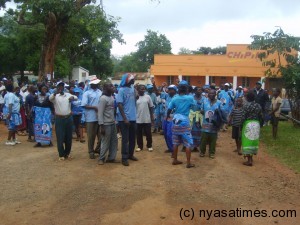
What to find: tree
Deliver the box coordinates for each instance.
[249,27,300,124]
[0,1,123,81]
[178,47,192,55]
[192,46,226,55]
[135,30,172,71]
[0,12,43,80]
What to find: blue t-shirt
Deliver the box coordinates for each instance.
[116,86,136,121]
[81,89,102,122]
[218,90,234,114]
[168,94,195,118]
[201,98,221,133]
[72,99,83,115]
[4,92,20,113]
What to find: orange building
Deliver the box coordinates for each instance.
[150,44,292,90]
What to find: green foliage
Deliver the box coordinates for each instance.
[135,30,172,71]
[192,46,226,55]
[178,47,193,55]
[0,13,43,76]
[249,27,300,123]
[261,121,300,173]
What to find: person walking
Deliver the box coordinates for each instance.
[241,91,263,166]
[200,89,224,159]
[49,82,78,161]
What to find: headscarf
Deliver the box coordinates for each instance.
[120,73,135,87]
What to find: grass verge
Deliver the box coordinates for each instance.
[261,121,300,173]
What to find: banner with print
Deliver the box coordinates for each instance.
[34,106,52,145]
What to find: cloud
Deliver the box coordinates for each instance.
[106,0,300,55]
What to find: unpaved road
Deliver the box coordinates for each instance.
[0,123,299,225]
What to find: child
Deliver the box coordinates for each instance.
[229,98,243,155]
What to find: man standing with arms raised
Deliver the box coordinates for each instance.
[116,73,138,166]
[49,82,78,161]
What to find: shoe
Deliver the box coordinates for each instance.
[199,153,205,157]
[148,147,153,152]
[106,159,121,163]
[152,128,157,133]
[27,138,35,142]
[58,157,65,161]
[34,143,42,147]
[80,139,85,143]
[98,159,104,165]
[13,139,21,144]
[122,160,129,166]
[89,154,95,159]
[164,149,172,153]
[128,156,138,161]
[49,142,53,147]
[65,155,73,160]
[5,141,16,146]
[209,154,215,159]
[94,150,100,155]
[117,133,122,139]
[135,148,142,152]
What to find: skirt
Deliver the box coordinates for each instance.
[241,120,260,155]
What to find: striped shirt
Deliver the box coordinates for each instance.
[231,107,243,127]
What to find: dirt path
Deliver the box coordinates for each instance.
[0,123,299,225]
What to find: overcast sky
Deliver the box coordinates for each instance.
[102,0,300,56]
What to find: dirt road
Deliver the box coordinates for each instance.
[0,124,299,225]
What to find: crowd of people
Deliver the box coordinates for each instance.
[0,74,283,168]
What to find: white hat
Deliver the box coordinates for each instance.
[224,83,229,86]
[2,77,7,81]
[238,85,243,89]
[0,85,5,91]
[89,77,101,84]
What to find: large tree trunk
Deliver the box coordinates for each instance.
[38,12,64,81]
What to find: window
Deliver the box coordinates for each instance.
[167,76,175,85]
[209,76,216,84]
[242,77,250,87]
[182,76,190,83]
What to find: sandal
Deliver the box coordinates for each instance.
[243,162,253,166]
[186,163,195,168]
[172,160,183,165]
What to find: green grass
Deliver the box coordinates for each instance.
[261,121,300,173]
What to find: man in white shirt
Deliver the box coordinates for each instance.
[49,82,78,161]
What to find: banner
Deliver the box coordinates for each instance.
[34,107,52,145]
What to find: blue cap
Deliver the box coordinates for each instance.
[146,84,154,89]
[167,84,178,91]
[256,81,262,85]
[73,87,81,93]
[179,80,188,85]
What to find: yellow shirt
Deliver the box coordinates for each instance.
[271,96,282,117]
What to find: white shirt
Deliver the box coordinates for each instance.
[49,93,78,116]
[136,95,153,124]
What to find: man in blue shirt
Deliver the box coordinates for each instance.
[81,77,102,159]
[167,84,195,168]
[116,73,138,166]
